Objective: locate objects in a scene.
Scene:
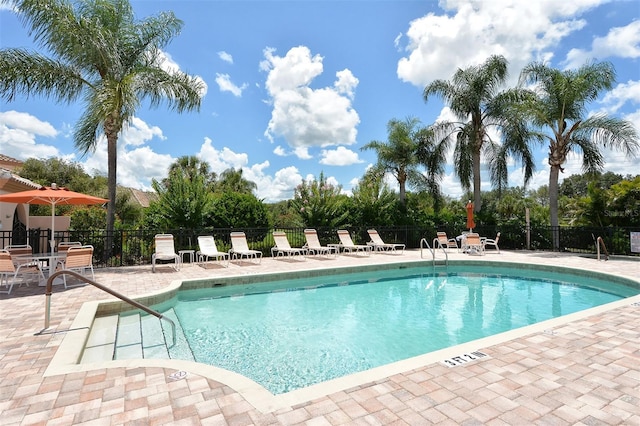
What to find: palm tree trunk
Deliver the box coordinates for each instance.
[472,148,482,212]
[105,131,118,261]
[549,164,560,250]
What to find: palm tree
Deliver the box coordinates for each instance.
[215,168,257,195]
[361,117,429,207]
[166,156,216,191]
[519,60,639,249]
[423,55,535,212]
[0,0,204,255]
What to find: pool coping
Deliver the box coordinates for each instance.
[43,258,640,413]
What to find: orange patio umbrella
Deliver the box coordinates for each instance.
[466,200,475,231]
[0,184,108,252]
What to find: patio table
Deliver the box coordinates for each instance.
[14,252,67,285]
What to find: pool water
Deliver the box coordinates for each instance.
[143,265,638,394]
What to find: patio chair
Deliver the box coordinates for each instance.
[152,234,181,272]
[6,244,33,261]
[197,236,229,267]
[464,233,485,255]
[433,232,458,252]
[230,232,262,264]
[57,245,95,288]
[271,231,306,260]
[0,249,45,294]
[303,229,338,257]
[482,232,500,253]
[57,241,82,253]
[337,230,371,256]
[366,229,405,254]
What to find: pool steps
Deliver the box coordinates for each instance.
[80,309,193,364]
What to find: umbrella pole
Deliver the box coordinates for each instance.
[50,203,56,253]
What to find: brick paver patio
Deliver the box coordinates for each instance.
[1,250,639,425]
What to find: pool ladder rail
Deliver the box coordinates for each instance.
[38,269,176,348]
[420,238,448,266]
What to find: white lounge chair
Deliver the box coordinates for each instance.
[366,229,405,254]
[197,236,229,267]
[482,232,500,253]
[230,232,262,263]
[271,231,306,259]
[433,232,458,252]
[0,249,45,294]
[337,230,371,256]
[152,234,181,272]
[303,229,338,257]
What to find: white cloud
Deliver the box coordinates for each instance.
[198,137,248,174]
[261,46,360,156]
[396,0,595,88]
[294,146,312,160]
[564,20,640,69]
[273,146,287,156]
[597,80,640,114]
[319,147,364,166]
[0,110,61,161]
[217,51,233,64]
[215,73,247,97]
[334,69,359,99]
[120,116,165,147]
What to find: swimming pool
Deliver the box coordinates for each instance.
[116,264,640,394]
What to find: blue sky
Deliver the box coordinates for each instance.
[1,0,639,202]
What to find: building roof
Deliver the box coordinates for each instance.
[125,187,157,208]
[0,154,23,172]
[0,167,41,193]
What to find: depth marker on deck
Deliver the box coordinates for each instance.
[440,351,489,367]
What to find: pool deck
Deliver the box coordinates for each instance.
[1,249,639,425]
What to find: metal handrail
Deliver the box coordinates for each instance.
[43,270,176,347]
[435,240,449,265]
[595,236,610,261]
[420,238,448,266]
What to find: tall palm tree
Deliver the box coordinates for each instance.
[361,117,429,207]
[519,60,639,249]
[0,0,204,255]
[424,55,535,212]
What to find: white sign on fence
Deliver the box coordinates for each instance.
[631,232,640,253]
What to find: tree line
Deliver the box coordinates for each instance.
[15,157,640,235]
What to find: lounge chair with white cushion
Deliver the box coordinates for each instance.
[197,236,229,267]
[230,232,262,264]
[303,229,338,257]
[366,229,405,254]
[271,231,307,260]
[337,230,372,256]
[152,234,181,272]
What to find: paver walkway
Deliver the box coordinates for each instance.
[1,250,639,425]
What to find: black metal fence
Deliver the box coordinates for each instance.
[1,224,638,268]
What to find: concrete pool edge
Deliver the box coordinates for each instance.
[44,258,640,413]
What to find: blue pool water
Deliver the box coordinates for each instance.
[145,265,638,394]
